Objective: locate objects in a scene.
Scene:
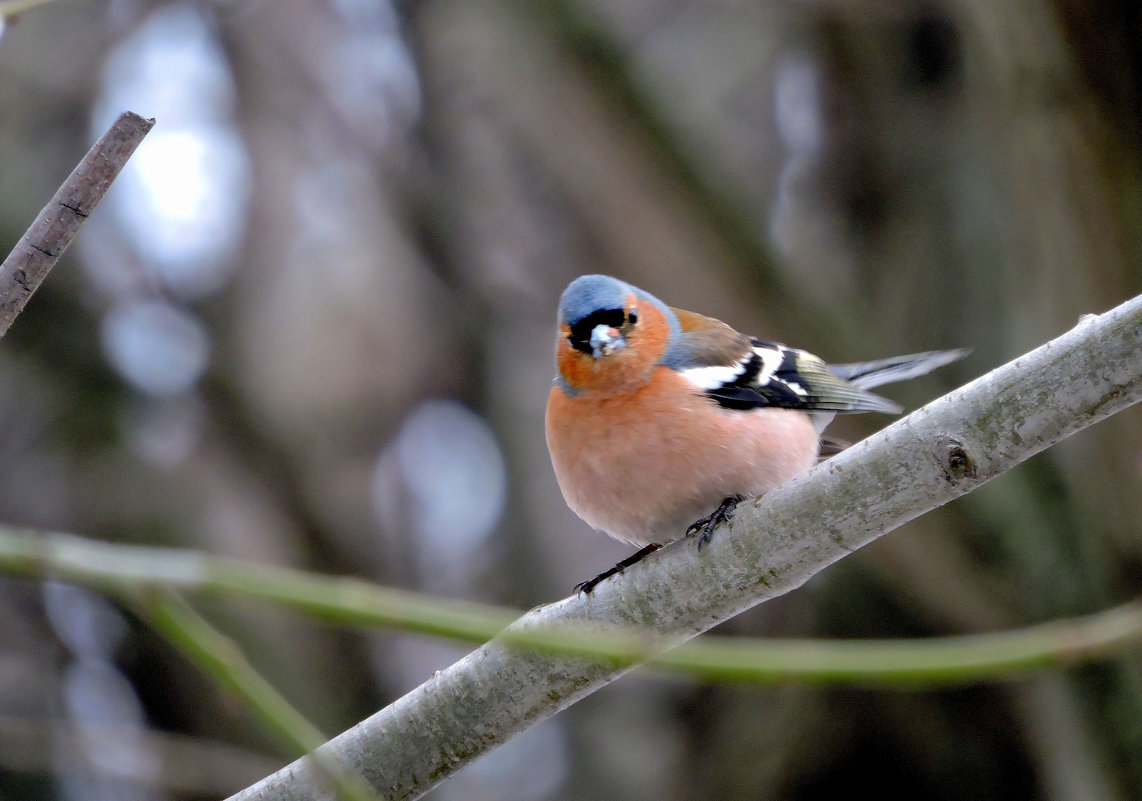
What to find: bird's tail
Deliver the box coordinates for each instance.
[829,349,970,391]
[809,348,968,436]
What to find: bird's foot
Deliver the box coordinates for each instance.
[686,495,744,550]
[575,543,662,595]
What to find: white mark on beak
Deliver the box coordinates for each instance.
[590,324,625,358]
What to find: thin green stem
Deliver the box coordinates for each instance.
[0,0,73,18]
[137,590,381,801]
[3,527,1141,686]
[656,604,1142,685]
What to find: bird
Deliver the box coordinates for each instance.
[545,274,967,593]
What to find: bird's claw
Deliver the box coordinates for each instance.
[686,495,743,550]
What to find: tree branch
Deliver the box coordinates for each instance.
[136,590,382,801]
[0,110,154,339]
[223,295,1142,800]
[3,528,1142,685]
[0,0,74,17]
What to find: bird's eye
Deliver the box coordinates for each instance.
[627,309,639,325]
[568,308,626,353]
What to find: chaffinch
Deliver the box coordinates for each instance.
[545,274,966,592]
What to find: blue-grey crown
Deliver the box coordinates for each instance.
[558,275,635,326]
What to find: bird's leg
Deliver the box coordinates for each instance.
[686,494,744,549]
[575,543,662,595]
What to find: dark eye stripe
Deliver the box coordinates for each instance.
[568,309,626,351]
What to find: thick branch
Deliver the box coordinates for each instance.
[0,111,154,339]
[228,295,1142,800]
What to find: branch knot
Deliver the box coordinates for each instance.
[934,436,977,484]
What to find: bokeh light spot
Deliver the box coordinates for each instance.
[101,300,210,396]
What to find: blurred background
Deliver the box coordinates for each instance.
[0,0,1141,799]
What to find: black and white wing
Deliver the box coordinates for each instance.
[679,340,966,428]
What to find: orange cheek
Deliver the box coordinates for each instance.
[557,342,599,389]
[633,302,669,362]
[555,303,673,395]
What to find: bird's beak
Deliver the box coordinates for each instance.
[589,324,625,358]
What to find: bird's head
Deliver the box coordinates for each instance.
[554,275,674,395]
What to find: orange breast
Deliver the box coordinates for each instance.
[546,366,819,547]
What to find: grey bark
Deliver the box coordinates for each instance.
[0,111,154,339]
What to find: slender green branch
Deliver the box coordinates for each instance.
[0,527,518,640]
[652,603,1142,685]
[0,0,74,18]
[136,590,381,801]
[3,527,1142,686]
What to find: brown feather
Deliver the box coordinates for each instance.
[670,307,752,366]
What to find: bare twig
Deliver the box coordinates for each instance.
[0,110,154,339]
